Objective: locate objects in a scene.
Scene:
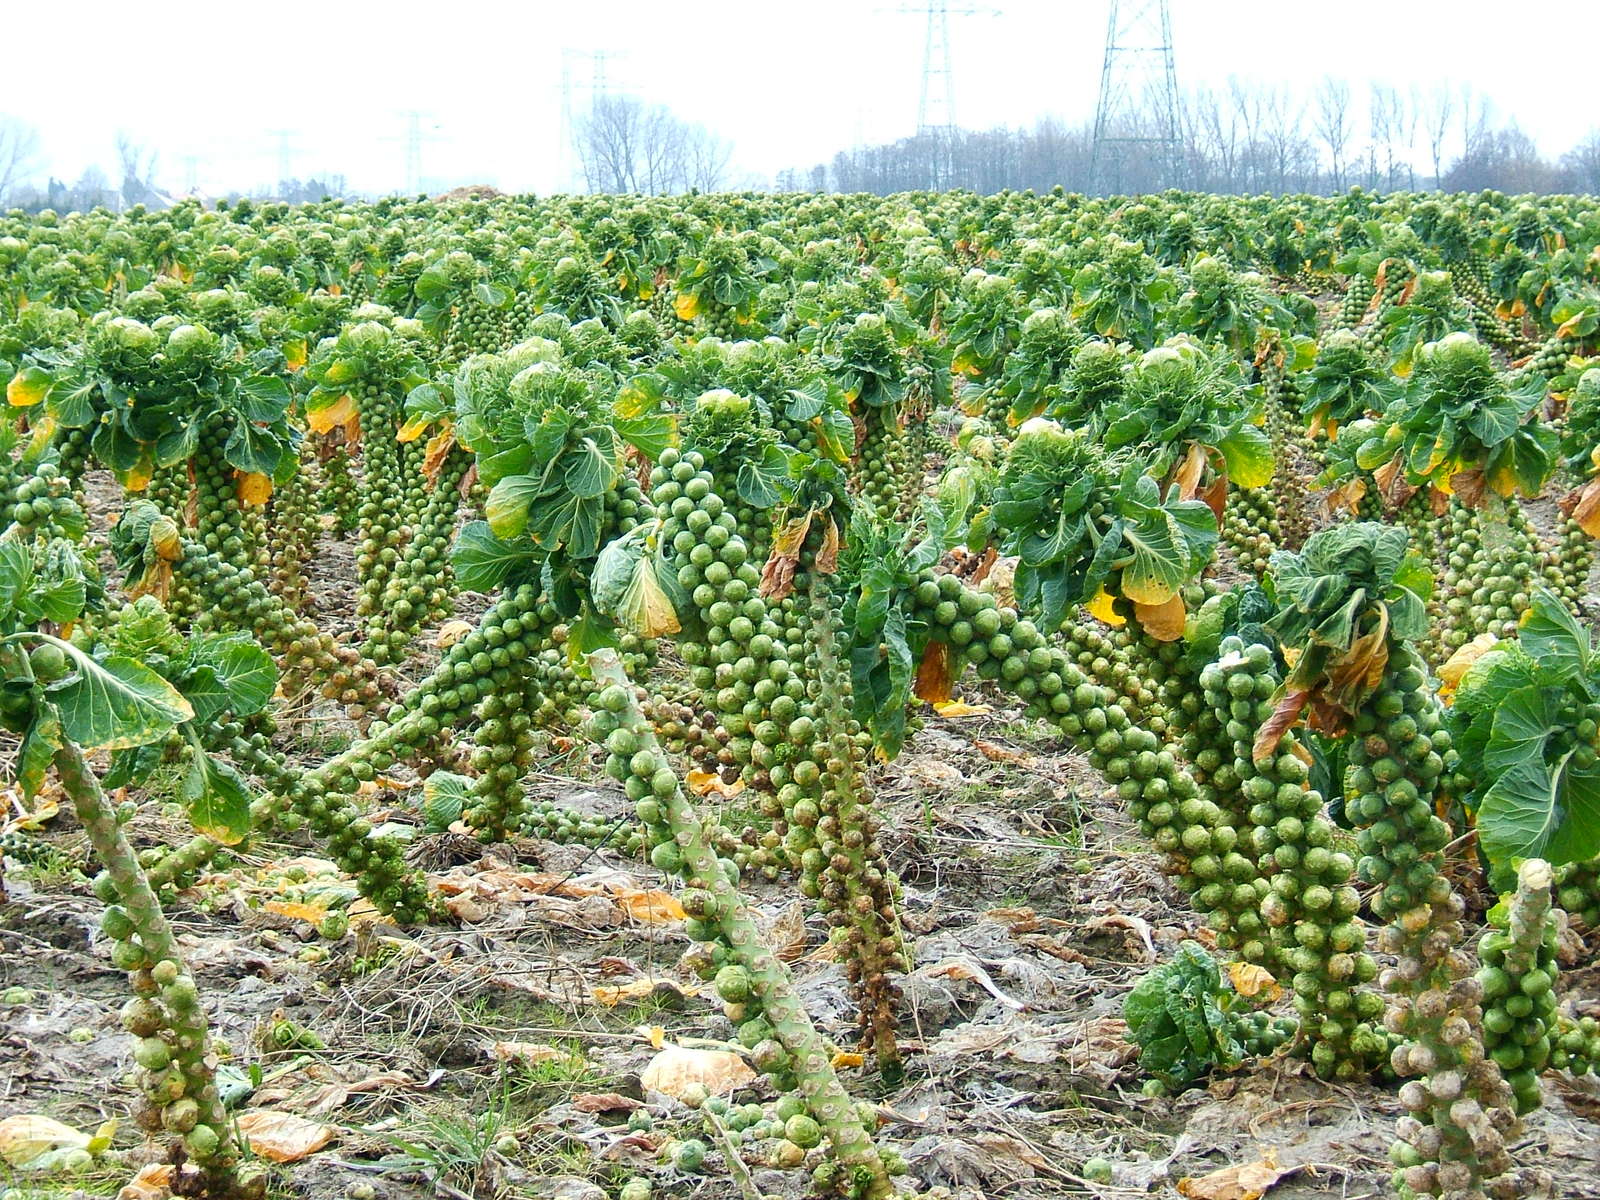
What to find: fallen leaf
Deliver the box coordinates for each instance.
[0,1114,91,1166]
[686,770,744,799]
[984,906,1041,934]
[263,900,330,924]
[235,1111,336,1163]
[640,1046,756,1099]
[926,957,1025,1010]
[434,620,474,649]
[572,1092,644,1113]
[593,978,695,1008]
[1228,962,1283,1001]
[831,1051,864,1069]
[489,1042,573,1065]
[611,888,685,924]
[1177,1153,1287,1200]
[932,699,991,718]
[117,1163,175,1200]
[973,740,1027,763]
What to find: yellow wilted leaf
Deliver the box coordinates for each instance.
[284,340,308,372]
[422,426,456,481]
[1437,633,1498,703]
[0,1113,92,1166]
[396,414,431,443]
[117,1161,175,1200]
[25,413,58,457]
[236,472,273,506]
[2,791,59,833]
[1133,594,1187,642]
[434,620,474,649]
[687,770,744,799]
[831,1051,865,1069]
[306,393,357,435]
[932,699,991,718]
[592,978,695,1008]
[1087,587,1126,627]
[234,1111,336,1163]
[611,888,686,924]
[1227,962,1283,1001]
[674,291,701,321]
[263,900,330,924]
[1177,1152,1287,1200]
[6,367,51,408]
[120,457,155,494]
[640,1045,756,1098]
[644,1025,666,1049]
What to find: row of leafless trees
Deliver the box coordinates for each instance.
[784,80,1600,198]
[1,117,170,211]
[572,94,731,194]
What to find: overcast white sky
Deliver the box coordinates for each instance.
[4,0,1596,195]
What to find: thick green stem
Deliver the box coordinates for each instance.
[589,649,892,1199]
[55,736,246,1190]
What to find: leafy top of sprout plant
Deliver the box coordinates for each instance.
[1298,329,1400,436]
[1360,331,1556,506]
[1102,336,1275,500]
[990,305,1084,426]
[981,418,1216,636]
[678,388,795,511]
[1446,590,1600,876]
[303,311,432,434]
[9,314,297,493]
[946,269,1026,380]
[1069,235,1175,348]
[450,348,671,611]
[1259,521,1433,751]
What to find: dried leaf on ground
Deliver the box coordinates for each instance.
[1228,962,1283,1001]
[925,957,1025,1010]
[235,1111,336,1162]
[488,1042,573,1065]
[1177,1154,1288,1200]
[117,1163,175,1200]
[640,1046,756,1098]
[0,1114,94,1166]
[572,1092,644,1113]
[435,620,475,649]
[593,978,696,1008]
[686,769,745,798]
[611,888,685,923]
[933,699,992,718]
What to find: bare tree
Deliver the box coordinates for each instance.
[0,116,42,206]
[575,94,732,195]
[1313,77,1353,191]
[1561,130,1600,193]
[115,132,160,208]
[1422,85,1455,187]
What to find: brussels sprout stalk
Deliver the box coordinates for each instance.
[588,649,892,1198]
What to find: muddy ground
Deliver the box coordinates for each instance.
[3,476,1600,1200]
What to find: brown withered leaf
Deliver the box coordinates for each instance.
[422,427,457,483]
[914,640,955,704]
[1449,466,1487,509]
[1177,1154,1288,1200]
[572,1092,643,1114]
[1325,479,1367,517]
[458,461,477,501]
[1173,441,1207,501]
[1200,472,1229,525]
[1253,688,1310,761]
[758,511,812,600]
[1372,454,1415,509]
[1227,962,1283,1001]
[1565,478,1600,537]
[814,514,840,575]
[234,1111,335,1163]
[1325,608,1390,716]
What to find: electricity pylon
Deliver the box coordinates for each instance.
[1089,0,1182,193]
